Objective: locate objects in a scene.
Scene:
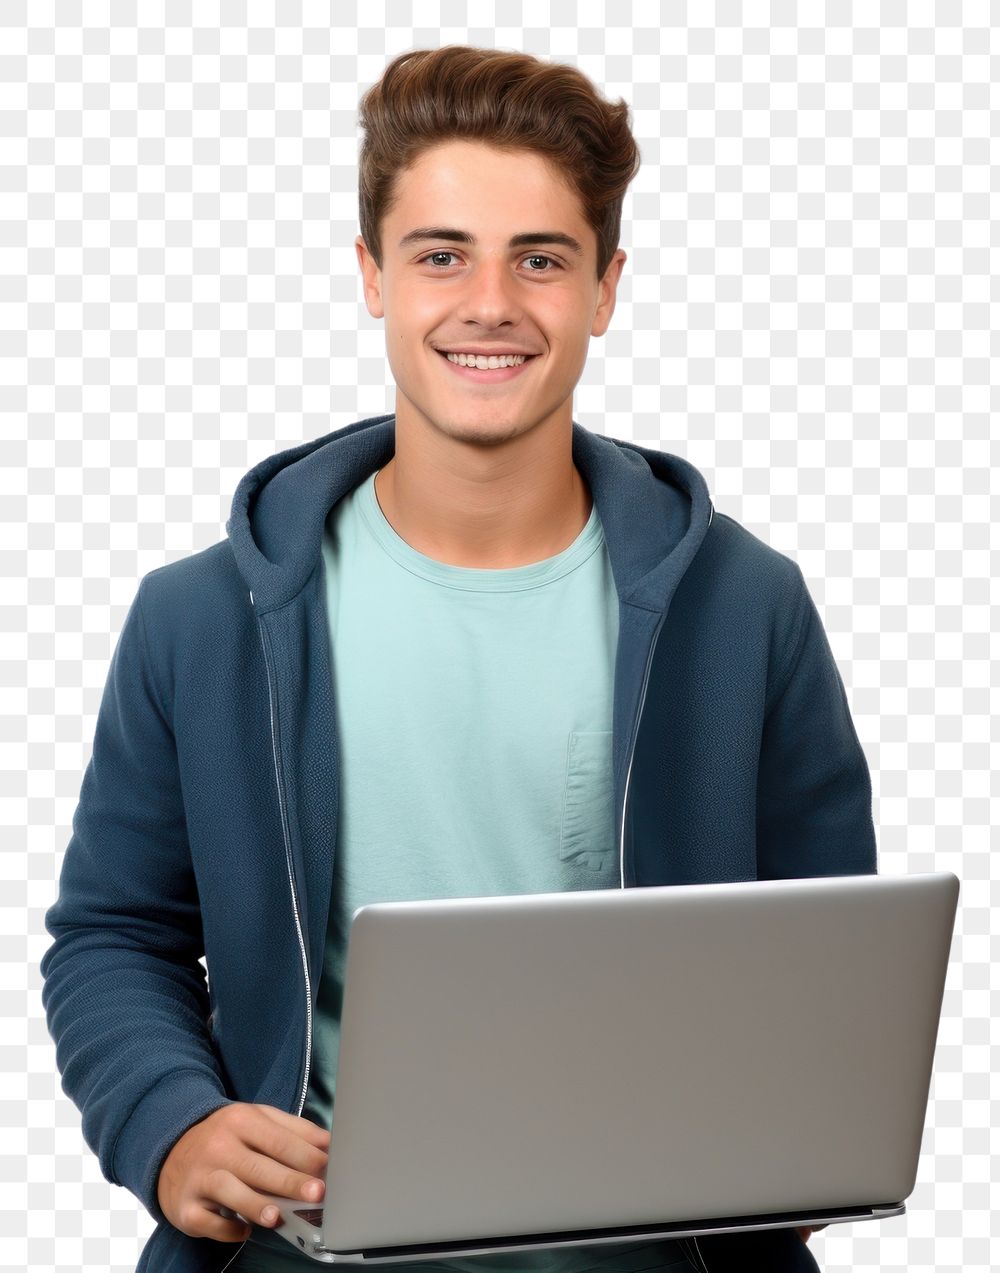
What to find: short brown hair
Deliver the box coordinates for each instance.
[357,45,641,283]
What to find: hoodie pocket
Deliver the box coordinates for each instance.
[558,729,615,872]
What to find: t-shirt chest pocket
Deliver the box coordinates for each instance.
[558,729,615,872]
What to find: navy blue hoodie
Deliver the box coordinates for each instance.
[41,414,876,1272]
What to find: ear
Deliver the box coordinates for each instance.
[356,235,385,319]
[591,249,627,338]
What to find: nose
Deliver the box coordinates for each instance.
[454,255,524,327]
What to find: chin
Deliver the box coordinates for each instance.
[403,394,531,445]
[435,415,532,448]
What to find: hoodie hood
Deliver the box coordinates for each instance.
[226,414,714,616]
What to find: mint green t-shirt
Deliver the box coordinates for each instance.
[238,472,685,1271]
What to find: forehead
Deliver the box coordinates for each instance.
[389,140,587,233]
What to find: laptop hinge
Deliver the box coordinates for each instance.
[317,1203,905,1259]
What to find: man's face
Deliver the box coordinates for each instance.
[356,140,626,449]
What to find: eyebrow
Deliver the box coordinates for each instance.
[398,227,584,256]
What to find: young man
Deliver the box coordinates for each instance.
[41,46,876,1273]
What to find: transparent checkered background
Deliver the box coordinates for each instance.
[5,3,995,1271]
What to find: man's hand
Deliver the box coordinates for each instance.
[157,1103,330,1242]
[795,1224,829,1243]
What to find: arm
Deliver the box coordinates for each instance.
[40,580,231,1225]
[758,566,874,1247]
[756,564,877,880]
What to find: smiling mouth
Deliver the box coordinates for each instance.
[436,350,538,382]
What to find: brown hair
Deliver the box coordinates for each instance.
[357,45,641,283]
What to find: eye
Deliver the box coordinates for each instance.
[523,255,559,272]
[421,251,460,267]
[418,252,561,272]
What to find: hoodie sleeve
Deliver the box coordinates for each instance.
[40,579,232,1226]
[755,566,878,880]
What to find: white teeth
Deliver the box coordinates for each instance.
[445,352,528,369]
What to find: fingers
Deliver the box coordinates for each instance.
[236,1106,328,1187]
[172,1195,253,1243]
[157,1102,330,1241]
[227,1143,326,1210]
[256,1103,331,1148]
[203,1168,306,1232]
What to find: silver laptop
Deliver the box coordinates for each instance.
[245,871,959,1264]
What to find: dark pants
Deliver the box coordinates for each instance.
[693,1227,822,1271]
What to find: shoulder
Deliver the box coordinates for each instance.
[138,539,247,616]
[693,509,807,606]
[673,510,813,697]
[132,541,255,701]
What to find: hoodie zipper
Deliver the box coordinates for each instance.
[616,606,711,1273]
[618,609,667,890]
[618,500,713,889]
[253,593,314,1117]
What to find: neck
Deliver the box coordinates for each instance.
[373,412,593,570]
